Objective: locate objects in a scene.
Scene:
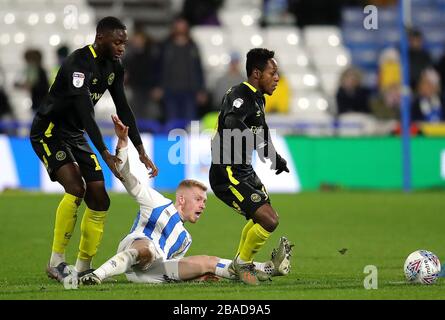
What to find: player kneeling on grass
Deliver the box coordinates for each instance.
[76,115,293,286]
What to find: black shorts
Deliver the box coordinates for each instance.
[30,134,104,183]
[209,164,270,219]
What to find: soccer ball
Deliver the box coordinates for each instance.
[403,250,441,285]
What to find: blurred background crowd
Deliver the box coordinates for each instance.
[1,0,445,137]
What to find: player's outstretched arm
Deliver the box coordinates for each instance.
[74,95,124,181]
[111,115,160,207]
[109,70,159,178]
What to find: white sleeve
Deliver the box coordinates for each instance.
[116,147,164,208]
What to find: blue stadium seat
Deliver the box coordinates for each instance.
[341,7,363,27]
[341,27,380,48]
[349,47,379,70]
[162,119,190,134]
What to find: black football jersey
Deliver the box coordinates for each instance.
[211,81,267,177]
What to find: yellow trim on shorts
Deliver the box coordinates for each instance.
[226,166,239,185]
[42,155,48,168]
[44,122,54,138]
[229,185,244,202]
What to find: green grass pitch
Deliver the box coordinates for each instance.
[0,190,444,300]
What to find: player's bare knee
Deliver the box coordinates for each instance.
[66,182,86,198]
[85,190,110,211]
[131,240,156,270]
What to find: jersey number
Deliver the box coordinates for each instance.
[90,154,102,171]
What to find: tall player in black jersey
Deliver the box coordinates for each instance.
[210,48,290,285]
[30,17,158,281]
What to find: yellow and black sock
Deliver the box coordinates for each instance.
[51,193,81,264]
[236,219,255,256]
[239,223,271,262]
[77,207,107,270]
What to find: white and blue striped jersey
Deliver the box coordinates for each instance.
[117,147,192,260]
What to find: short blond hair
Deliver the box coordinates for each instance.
[177,179,207,192]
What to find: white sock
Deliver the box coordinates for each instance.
[50,252,65,267]
[215,258,236,279]
[75,258,92,273]
[236,256,248,264]
[94,249,138,281]
[253,261,276,276]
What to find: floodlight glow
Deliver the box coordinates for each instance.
[298,98,309,110]
[251,34,263,46]
[49,34,61,46]
[45,13,56,24]
[286,33,299,45]
[28,13,39,26]
[4,13,15,25]
[14,32,25,44]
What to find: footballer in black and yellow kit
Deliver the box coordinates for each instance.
[210,48,289,285]
[30,17,158,281]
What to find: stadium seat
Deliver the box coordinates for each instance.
[264,26,301,49]
[273,47,310,70]
[287,72,320,92]
[309,46,351,73]
[341,7,363,27]
[319,73,340,97]
[218,9,261,29]
[303,25,342,48]
[341,27,380,48]
[228,27,264,60]
[349,47,379,70]
[223,0,262,10]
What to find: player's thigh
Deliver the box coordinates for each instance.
[31,135,77,182]
[213,176,270,220]
[126,258,181,284]
[70,143,105,183]
[129,239,158,270]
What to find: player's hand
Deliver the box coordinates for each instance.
[139,152,159,178]
[102,150,124,181]
[271,154,289,175]
[111,114,128,141]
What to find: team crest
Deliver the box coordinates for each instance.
[233,98,243,108]
[251,193,261,203]
[56,151,66,161]
[72,72,85,88]
[108,73,115,85]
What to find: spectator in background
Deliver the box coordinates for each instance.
[370,84,401,121]
[262,0,296,26]
[123,30,160,123]
[0,65,14,134]
[335,67,371,115]
[182,0,223,26]
[408,28,433,90]
[435,49,445,101]
[212,52,245,110]
[154,16,208,124]
[370,47,401,122]
[378,47,401,93]
[265,72,290,114]
[411,68,444,122]
[15,49,49,113]
[50,45,70,85]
